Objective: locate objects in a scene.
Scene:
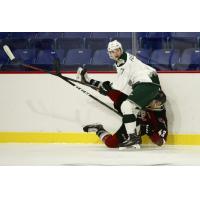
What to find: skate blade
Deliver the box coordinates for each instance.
[119,144,141,151]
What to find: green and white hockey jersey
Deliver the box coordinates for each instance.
[111,52,157,95]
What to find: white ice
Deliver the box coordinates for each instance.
[0,144,200,166]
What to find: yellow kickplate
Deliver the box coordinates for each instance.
[0,132,200,145]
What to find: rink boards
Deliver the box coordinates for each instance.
[0,72,199,145]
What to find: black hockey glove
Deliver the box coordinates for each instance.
[98,81,112,96]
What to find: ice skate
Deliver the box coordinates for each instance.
[119,133,141,150]
[83,124,106,137]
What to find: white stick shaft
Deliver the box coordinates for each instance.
[3,45,15,60]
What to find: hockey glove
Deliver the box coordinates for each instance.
[98,81,112,95]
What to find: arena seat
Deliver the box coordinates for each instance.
[118,32,132,38]
[37,32,63,39]
[10,32,37,39]
[85,49,114,71]
[91,49,113,65]
[35,50,64,65]
[171,32,200,51]
[14,49,36,64]
[56,38,84,51]
[63,32,91,38]
[0,32,11,39]
[85,38,109,52]
[149,49,180,70]
[30,39,55,50]
[178,48,200,70]
[91,32,118,38]
[64,49,91,65]
[147,32,172,39]
[136,32,169,50]
[172,32,200,38]
[0,49,8,64]
[136,49,152,64]
[2,39,29,49]
[136,32,148,38]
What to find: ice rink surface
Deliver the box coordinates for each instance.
[0,144,200,166]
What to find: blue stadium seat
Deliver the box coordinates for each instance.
[0,49,8,64]
[149,49,180,70]
[172,32,200,38]
[30,39,55,50]
[141,33,166,50]
[56,38,84,51]
[136,32,147,38]
[14,49,36,64]
[0,32,11,39]
[147,32,172,39]
[171,32,200,51]
[63,32,91,38]
[85,49,114,71]
[2,38,29,49]
[178,48,200,70]
[136,32,170,50]
[118,32,132,38]
[91,49,114,65]
[136,49,152,64]
[35,50,63,65]
[10,32,37,39]
[64,49,91,65]
[91,32,118,38]
[54,49,65,63]
[37,32,63,39]
[85,38,109,51]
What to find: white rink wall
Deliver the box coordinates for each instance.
[0,73,199,135]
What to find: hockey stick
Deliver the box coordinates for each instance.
[3,45,122,117]
[53,57,122,117]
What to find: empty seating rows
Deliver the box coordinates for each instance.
[0,32,132,39]
[137,32,200,51]
[1,47,200,71]
[1,32,200,71]
[1,32,200,54]
[137,48,200,70]
[0,33,133,56]
[0,48,116,71]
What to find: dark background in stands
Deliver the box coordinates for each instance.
[1,32,200,72]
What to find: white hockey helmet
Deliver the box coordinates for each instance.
[107,40,123,60]
[107,40,123,52]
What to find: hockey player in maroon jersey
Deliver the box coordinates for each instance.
[83,88,168,148]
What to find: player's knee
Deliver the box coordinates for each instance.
[103,135,119,148]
